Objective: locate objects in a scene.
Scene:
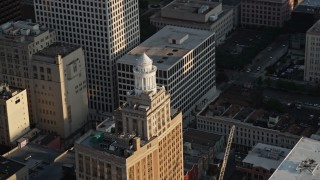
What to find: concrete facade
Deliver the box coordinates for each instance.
[0,85,29,146]
[0,21,56,124]
[241,0,294,27]
[304,19,320,82]
[32,43,88,139]
[75,56,184,179]
[117,26,216,124]
[150,0,235,45]
[34,0,140,120]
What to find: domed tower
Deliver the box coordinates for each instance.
[133,53,157,96]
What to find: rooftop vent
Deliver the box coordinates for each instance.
[198,5,209,14]
[168,34,189,45]
[296,158,319,174]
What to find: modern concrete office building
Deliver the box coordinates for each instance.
[34,0,140,120]
[75,57,184,179]
[304,19,320,82]
[0,0,22,25]
[0,84,29,146]
[241,0,294,27]
[32,43,88,140]
[150,0,235,45]
[117,26,216,123]
[0,21,56,124]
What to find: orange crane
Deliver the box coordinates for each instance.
[218,125,236,180]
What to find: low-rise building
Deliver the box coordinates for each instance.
[183,129,225,179]
[237,143,290,180]
[269,137,320,179]
[0,84,29,146]
[117,26,216,124]
[241,0,294,27]
[0,156,28,180]
[150,0,235,45]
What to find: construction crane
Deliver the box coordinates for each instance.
[218,125,236,180]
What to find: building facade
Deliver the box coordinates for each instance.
[0,21,56,124]
[150,0,234,45]
[241,0,294,27]
[0,85,29,146]
[75,55,184,179]
[34,0,140,120]
[0,0,21,25]
[117,26,216,123]
[304,19,320,82]
[32,43,88,140]
[197,115,299,150]
[237,143,290,180]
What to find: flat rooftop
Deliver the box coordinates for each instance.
[35,42,80,58]
[0,156,26,179]
[184,128,222,147]
[0,84,23,101]
[269,137,320,180]
[300,0,320,7]
[164,0,221,14]
[199,85,319,137]
[4,143,60,178]
[117,26,213,69]
[242,143,290,170]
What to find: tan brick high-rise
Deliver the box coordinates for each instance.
[75,53,183,180]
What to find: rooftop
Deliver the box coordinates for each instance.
[183,128,223,147]
[242,143,290,170]
[34,42,80,58]
[4,143,60,179]
[0,21,48,43]
[117,26,213,69]
[0,84,23,101]
[199,85,319,137]
[163,0,221,15]
[0,156,26,179]
[300,0,320,7]
[269,137,320,180]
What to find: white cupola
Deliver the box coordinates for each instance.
[133,53,157,96]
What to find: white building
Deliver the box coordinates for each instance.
[34,0,140,120]
[0,84,29,146]
[117,26,216,124]
[304,19,320,82]
[0,21,56,124]
[238,143,290,180]
[150,0,235,45]
[32,43,88,142]
[269,137,320,180]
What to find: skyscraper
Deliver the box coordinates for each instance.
[0,0,22,24]
[75,54,184,179]
[34,0,140,120]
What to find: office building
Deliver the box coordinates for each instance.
[0,21,56,124]
[75,57,183,179]
[0,156,29,180]
[304,19,320,82]
[150,0,234,45]
[34,0,140,120]
[0,84,29,146]
[269,137,320,180]
[237,143,290,180]
[241,0,294,27]
[117,26,216,123]
[32,43,88,141]
[0,0,22,25]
